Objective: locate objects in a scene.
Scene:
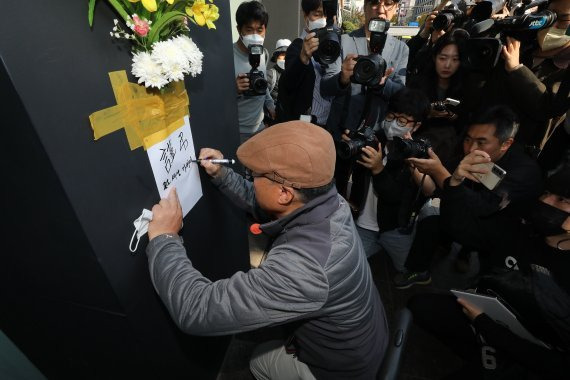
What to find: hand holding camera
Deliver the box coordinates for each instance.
[236,73,250,94]
[502,36,521,72]
[406,148,446,180]
[300,32,319,65]
[340,54,358,86]
[357,142,384,175]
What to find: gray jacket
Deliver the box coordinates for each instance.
[146,167,388,379]
[321,27,408,139]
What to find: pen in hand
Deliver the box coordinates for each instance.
[191,158,236,165]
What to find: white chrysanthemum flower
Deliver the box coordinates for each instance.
[151,39,190,82]
[132,51,168,89]
[172,35,203,77]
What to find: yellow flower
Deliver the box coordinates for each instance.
[186,0,208,26]
[166,0,174,4]
[203,4,219,29]
[128,0,158,13]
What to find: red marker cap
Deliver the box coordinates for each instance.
[250,223,263,235]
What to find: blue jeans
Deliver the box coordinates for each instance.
[357,202,440,272]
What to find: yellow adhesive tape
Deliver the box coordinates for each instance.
[89,70,190,150]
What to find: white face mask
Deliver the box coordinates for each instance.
[241,33,264,47]
[382,119,411,140]
[276,59,285,70]
[129,208,154,253]
[308,17,327,31]
[537,26,570,51]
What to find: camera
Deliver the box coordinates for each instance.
[433,5,466,31]
[244,44,268,96]
[472,162,507,190]
[351,18,389,88]
[431,98,460,112]
[464,4,557,71]
[338,126,379,160]
[311,0,341,64]
[388,136,431,160]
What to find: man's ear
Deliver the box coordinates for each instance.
[277,186,295,206]
[500,137,514,152]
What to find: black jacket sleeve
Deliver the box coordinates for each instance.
[280,38,314,92]
[473,314,569,378]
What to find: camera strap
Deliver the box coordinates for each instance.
[400,173,427,234]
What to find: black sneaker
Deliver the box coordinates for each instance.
[394,271,432,289]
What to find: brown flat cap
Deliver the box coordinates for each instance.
[237,121,336,189]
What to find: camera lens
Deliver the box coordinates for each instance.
[352,55,386,87]
[317,29,341,64]
[433,13,453,31]
[338,139,365,160]
[252,76,268,94]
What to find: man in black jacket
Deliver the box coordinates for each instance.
[276,0,332,125]
[406,166,570,380]
[398,106,543,287]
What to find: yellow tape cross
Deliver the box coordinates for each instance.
[89,71,190,150]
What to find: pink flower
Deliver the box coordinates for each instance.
[132,15,150,37]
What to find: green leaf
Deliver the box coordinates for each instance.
[147,10,187,44]
[108,0,131,22]
[88,0,98,27]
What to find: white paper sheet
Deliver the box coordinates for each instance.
[147,115,202,216]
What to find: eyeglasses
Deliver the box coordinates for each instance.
[385,112,416,127]
[369,0,398,11]
[245,169,300,188]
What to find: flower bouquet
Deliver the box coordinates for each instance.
[88,0,219,89]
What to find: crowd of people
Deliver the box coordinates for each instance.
[144,0,569,379]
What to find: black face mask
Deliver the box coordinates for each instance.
[529,200,570,236]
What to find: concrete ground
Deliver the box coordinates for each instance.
[217,229,481,380]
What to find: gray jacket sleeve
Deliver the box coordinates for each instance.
[210,166,256,214]
[146,234,329,336]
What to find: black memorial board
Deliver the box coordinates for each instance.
[0,1,249,378]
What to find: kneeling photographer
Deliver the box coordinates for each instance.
[321,0,409,197]
[346,88,434,272]
[406,105,543,273]
[407,166,570,379]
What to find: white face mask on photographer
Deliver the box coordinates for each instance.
[382,119,411,140]
[537,26,570,51]
[276,59,285,70]
[307,17,327,31]
[241,33,264,47]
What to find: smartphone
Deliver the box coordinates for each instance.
[444,98,460,107]
[472,162,506,190]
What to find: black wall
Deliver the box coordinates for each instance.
[0,1,249,379]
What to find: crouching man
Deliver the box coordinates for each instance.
[146,121,388,379]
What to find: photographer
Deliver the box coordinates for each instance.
[407,166,570,379]
[349,88,433,272]
[462,0,569,153]
[405,106,543,275]
[276,0,333,125]
[233,1,275,142]
[408,30,469,164]
[321,0,409,196]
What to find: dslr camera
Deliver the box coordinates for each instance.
[351,18,389,88]
[338,126,379,160]
[433,4,466,31]
[311,0,342,64]
[244,44,268,96]
[388,136,431,160]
